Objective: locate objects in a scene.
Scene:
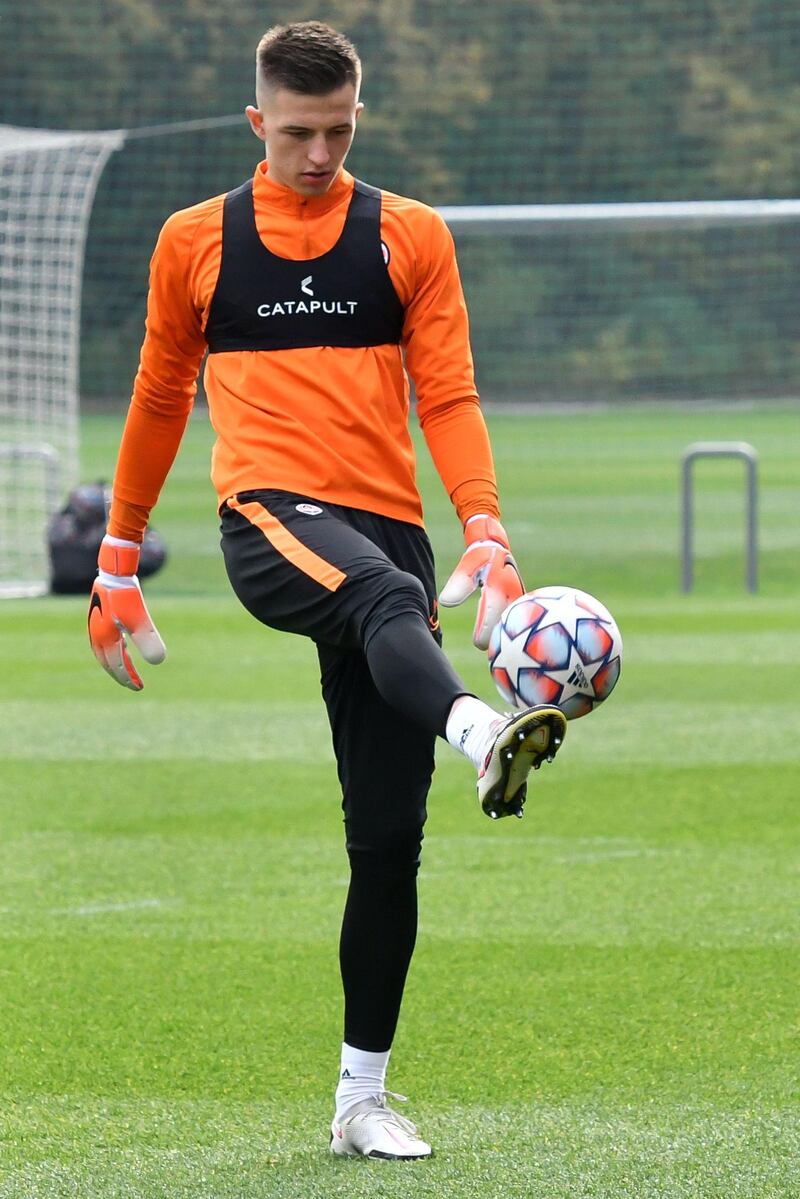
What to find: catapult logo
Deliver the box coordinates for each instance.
[256,275,358,319]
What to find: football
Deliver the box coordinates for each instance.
[488,585,623,720]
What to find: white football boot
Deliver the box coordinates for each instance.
[478,704,567,819]
[330,1093,432,1160]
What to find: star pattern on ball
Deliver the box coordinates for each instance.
[530,588,596,641]
[490,622,537,692]
[546,643,605,705]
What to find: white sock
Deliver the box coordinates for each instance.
[445,695,505,771]
[334,1044,391,1121]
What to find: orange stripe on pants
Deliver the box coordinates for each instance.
[227,496,347,592]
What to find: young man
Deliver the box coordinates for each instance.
[88,21,567,1161]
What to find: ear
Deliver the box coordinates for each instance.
[245,105,266,142]
[354,101,365,123]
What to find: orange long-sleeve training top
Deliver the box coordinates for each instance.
[108,160,500,542]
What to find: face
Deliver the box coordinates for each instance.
[245,82,363,196]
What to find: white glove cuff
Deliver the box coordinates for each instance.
[97,569,139,590]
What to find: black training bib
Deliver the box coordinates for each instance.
[205,178,405,352]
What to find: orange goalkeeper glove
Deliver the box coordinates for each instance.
[439,514,524,650]
[88,535,166,691]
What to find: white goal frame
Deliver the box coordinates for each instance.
[0,125,122,597]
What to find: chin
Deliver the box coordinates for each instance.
[298,173,335,193]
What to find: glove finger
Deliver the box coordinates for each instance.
[89,634,142,691]
[98,646,141,691]
[439,565,479,607]
[129,620,166,665]
[89,602,127,680]
[472,557,525,649]
[103,636,144,691]
[472,584,506,650]
[110,589,166,665]
[439,543,492,606]
[482,552,525,605]
[89,638,114,679]
[504,558,525,603]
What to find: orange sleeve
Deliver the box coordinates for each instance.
[404,208,499,525]
[419,398,500,524]
[107,209,211,541]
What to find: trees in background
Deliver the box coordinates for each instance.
[3,0,797,399]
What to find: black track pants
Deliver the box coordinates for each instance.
[221,490,470,1050]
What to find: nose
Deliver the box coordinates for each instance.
[307,135,331,167]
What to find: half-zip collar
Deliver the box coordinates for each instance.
[253,159,354,218]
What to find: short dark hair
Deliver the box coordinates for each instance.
[256,21,361,96]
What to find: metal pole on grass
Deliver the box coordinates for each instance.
[681,441,758,594]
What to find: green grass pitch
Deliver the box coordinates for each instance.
[1,402,799,1198]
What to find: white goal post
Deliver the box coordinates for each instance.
[437,198,800,232]
[0,125,122,597]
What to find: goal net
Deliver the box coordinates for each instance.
[0,125,122,597]
[441,200,800,403]
[1,117,797,602]
[73,123,800,408]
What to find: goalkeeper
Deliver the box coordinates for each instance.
[88,20,567,1161]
